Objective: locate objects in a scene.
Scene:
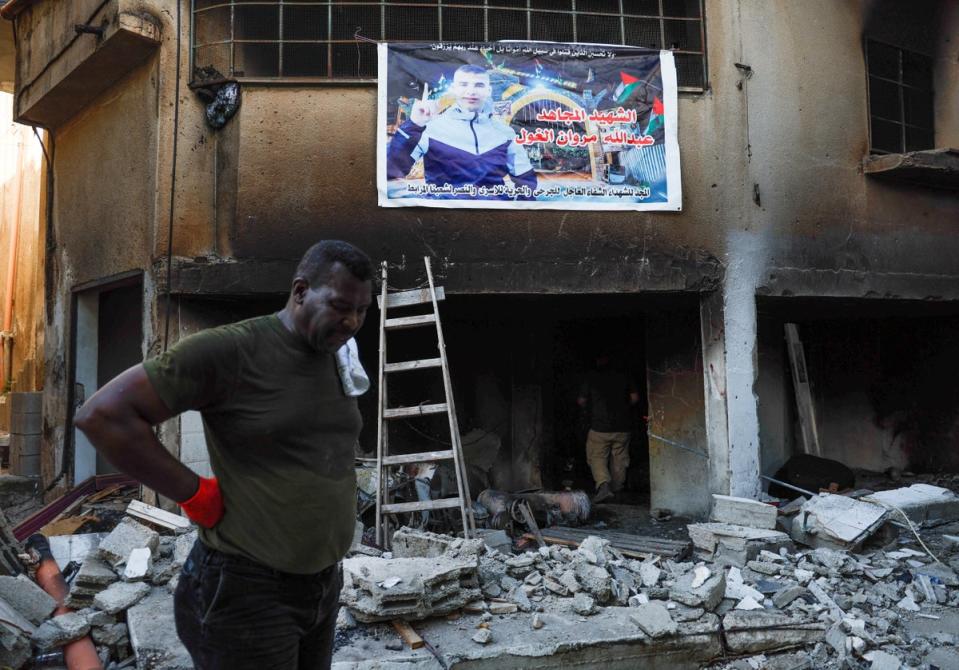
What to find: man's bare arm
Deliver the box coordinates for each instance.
[74,364,199,503]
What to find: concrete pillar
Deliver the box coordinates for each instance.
[721,232,763,499]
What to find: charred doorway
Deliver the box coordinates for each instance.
[354,294,653,511]
[757,297,959,495]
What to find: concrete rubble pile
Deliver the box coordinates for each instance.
[0,511,197,670]
[337,489,959,669]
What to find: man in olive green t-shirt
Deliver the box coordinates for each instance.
[75,240,374,670]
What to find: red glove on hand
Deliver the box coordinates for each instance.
[179,476,224,529]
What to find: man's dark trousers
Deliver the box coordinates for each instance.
[174,540,342,670]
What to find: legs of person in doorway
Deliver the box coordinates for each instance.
[586,430,632,503]
[608,433,631,493]
[586,430,613,503]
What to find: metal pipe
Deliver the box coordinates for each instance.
[759,474,815,498]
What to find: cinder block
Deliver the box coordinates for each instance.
[10,392,41,414]
[10,412,41,435]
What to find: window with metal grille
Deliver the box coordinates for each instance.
[192,0,707,90]
[866,39,934,154]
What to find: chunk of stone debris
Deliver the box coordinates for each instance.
[791,494,887,552]
[864,484,959,528]
[463,600,487,614]
[772,585,806,608]
[91,622,128,646]
[341,555,480,623]
[746,560,781,576]
[687,523,794,567]
[896,595,920,612]
[76,608,115,628]
[97,518,159,569]
[726,567,765,602]
[723,610,827,655]
[509,586,532,612]
[472,628,492,645]
[710,495,778,530]
[578,536,610,566]
[670,603,706,622]
[639,561,662,587]
[488,602,518,615]
[571,592,596,616]
[75,556,118,587]
[173,531,197,566]
[574,562,613,603]
[93,581,151,614]
[391,527,484,559]
[0,596,37,659]
[669,568,725,610]
[32,612,90,650]
[127,589,194,670]
[736,596,764,611]
[558,569,581,594]
[864,650,902,670]
[531,613,544,629]
[0,574,56,624]
[543,575,568,596]
[628,593,649,607]
[629,602,678,639]
[691,565,711,588]
[122,547,153,581]
[384,639,403,652]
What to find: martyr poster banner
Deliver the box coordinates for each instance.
[377,41,681,211]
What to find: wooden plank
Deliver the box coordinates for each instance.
[382,450,455,466]
[41,515,98,537]
[384,358,442,373]
[384,314,437,331]
[377,286,445,309]
[784,323,822,457]
[391,620,425,649]
[126,500,192,532]
[518,501,545,548]
[383,403,448,419]
[382,497,462,514]
[85,484,123,504]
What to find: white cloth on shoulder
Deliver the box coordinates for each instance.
[335,338,370,397]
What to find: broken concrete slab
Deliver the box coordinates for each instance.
[332,608,723,669]
[0,574,56,624]
[391,527,484,560]
[772,585,806,608]
[75,555,118,587]
[342,555,481,623]
[669,568,725,611]
[629,602,678,639]
[572,592,597,616]
[573,562,614,603]
[722,610,827,655]
[687,523,794,567]
[93,580,151,614]
[864,484,959,528]
[790,494,887,551]
[173,531,197,566]
[865,650,903,670]
[710,495,778,530]
[32,612,90,650]
[127,589,194,670]
[0,596,36,654]
[97,517,159,568]
[122,547,153,581]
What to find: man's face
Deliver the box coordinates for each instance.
[452,70,491,112]
[294,262,372,353]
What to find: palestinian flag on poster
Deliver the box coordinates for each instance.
[613,71,640,103]
[644,96,665,135]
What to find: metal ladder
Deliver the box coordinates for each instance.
[375,257,476,547]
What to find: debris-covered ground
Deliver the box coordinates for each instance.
[2,480,959,669]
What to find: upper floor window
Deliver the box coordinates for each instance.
[866,39,934,154]
[192,0,707,90]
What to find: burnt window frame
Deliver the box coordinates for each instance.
[190,0,708,92]
[865,38,935,155]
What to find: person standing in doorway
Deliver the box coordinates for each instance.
[75,240,374,670]
[577,352,640,503]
